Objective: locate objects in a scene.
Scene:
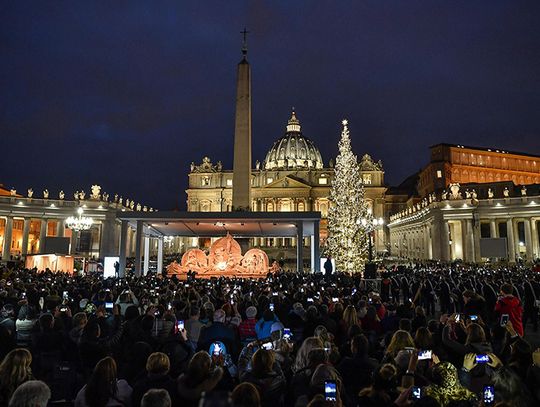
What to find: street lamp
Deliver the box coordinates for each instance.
[357,216,384,262]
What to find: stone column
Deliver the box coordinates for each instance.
[21,219,30,257]
[531,219,539,260]
[99,218,116,258]
[56,219,65,237]
[39,219,47,254]
[506,219,516,263]
[2,217,13,260]
[473,215,481,262]
[524,219,533,261]
[431,223,440,260]
[134,220,143,276]
[296,221,303,273]
[310,220,320,272]
[424,225,430,260]
[143,236,150,275]
[70,230,78,255]
[157,237,164,274]
[118,220,128,278]
[462,220,474,263]
[490,220,497,238]
[441,220,451,262]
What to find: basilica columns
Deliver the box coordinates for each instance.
[532,219,539,259]
[157,237,164,274]
[441,220,451,262]
[134,220,143,276]
[296,221,303,273]
[2,217,13,260]
[21,219,30,257]
[506,219,516,262]
[524,219,533,260]
[118,220,128,278]
[39,219,47,253]
[490,220,497,239]
[143,236,150,275]
[56,219,65,238]
[310,220,320,272]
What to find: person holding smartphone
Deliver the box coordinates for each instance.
[239,348,287,407]
[255,309,280,340]
[495,283,524,336]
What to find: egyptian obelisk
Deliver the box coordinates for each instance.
[232,29,252,211]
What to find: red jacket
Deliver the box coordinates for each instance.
[495,295,524,336]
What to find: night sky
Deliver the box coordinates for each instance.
[2,1,539,209]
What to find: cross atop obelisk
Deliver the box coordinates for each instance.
[241,28,249,57]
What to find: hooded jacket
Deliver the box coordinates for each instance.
[495,295,523,336]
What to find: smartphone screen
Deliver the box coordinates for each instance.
[210,342,222,356]
[283,328,292,340]
[105,302,113,310]
[476,354,489,364]
[411,386,422,400]
[269,303,274,312]
[63,291,68,300]
[483,385,495,405]
[177,320,184,331]
[261,341,273,350]
[470,315,478,321]
[500,314,509,327]
[418,350,432,360]
[324,380,337,401]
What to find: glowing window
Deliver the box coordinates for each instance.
[226,179,233,186]
[202,176,210,186]
[267,178,273,184]
[318,177,328,185]
[436,170,442,178]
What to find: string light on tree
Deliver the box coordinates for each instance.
[326,119,372,272]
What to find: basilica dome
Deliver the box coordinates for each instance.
[263,110,324,170]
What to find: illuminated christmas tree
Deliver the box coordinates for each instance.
[326,119,372,272]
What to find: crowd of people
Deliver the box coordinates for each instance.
[1,263,540,406]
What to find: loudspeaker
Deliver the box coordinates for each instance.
[364,263,377,279]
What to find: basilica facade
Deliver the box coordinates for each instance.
[185,111,388,259]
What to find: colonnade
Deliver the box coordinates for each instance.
[389,212,540,263]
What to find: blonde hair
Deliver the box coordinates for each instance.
[386,330,415,357]
[342,305,359,330]
[293,336,324,372]
[146,352,170,375]
[0,348,33,401]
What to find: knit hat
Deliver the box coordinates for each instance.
[246,306,257,319]
[270,321,284,334]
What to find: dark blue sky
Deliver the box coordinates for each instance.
[2,1,539,209]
